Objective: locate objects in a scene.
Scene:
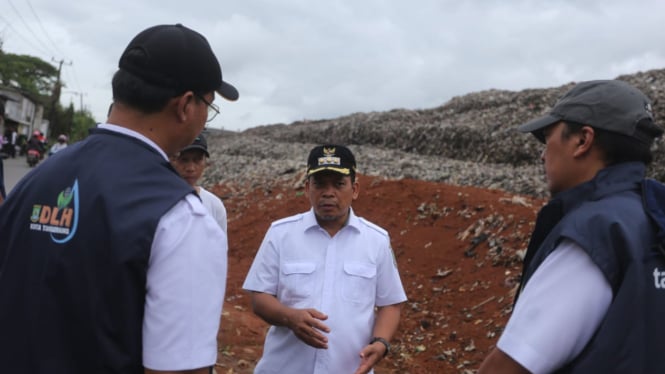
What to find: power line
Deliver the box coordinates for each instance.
[6,0,60,59]
[0,12,52,59]
[21,1,83,97]
[26,0,65,58]
[61,65,84,100]
[1,2,84,114]
[63,90,87,112]
[69,64,83,93]
[61,61,83,93]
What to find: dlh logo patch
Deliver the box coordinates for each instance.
[29,180,80,243]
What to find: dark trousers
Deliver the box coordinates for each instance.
[3,143,15,158]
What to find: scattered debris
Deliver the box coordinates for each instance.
[435,268,454,278]
[471,296,496,311]
[499,195,532,207]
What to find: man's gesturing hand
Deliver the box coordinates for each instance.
[286,308,331,349]
[353,341,387,374]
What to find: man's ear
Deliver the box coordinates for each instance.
[352,177,360,200]
[174,92,195,123]
[304,177,311,194]
[573,126,595,157]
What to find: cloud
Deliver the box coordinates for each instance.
[1,0,664,131]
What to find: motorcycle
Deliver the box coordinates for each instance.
[27,148,41,167]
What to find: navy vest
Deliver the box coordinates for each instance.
[518,162,665,373]
[0,129,194,373]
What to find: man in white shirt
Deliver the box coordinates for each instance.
[48,134,68,156]
[478,80,665,373]
[0,24,238,374]
[243,144,407,374]
[171,132,228,233]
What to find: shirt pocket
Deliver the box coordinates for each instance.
[281,262,317,302]
[342,262,377,303]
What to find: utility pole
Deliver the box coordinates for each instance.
[64,91,87,112]
[48,58,72,137]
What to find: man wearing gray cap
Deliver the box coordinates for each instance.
[0,24,237,373]
[479,80,665,373]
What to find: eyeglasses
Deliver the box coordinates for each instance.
[195,93,220,123]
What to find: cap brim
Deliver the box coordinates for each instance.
[217,81,239,101]
[307,166,352,176]
[180,145,209,157]
[518,114,561,134]
[517,114,562,143]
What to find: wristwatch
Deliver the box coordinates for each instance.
[369,337,391,357]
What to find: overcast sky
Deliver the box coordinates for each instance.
[1,0,664,132]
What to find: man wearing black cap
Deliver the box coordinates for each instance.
[0,24,237,373]
[243,145,407,374]
[171,132,227,233]
[479,80,665,373]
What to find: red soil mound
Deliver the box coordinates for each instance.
[212,174,545,373]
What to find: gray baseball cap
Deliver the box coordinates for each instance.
[518,80,663,144]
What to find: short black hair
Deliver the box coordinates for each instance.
[562,121,654,165]
[111,68,182,114]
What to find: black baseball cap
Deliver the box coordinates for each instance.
[307,145,357,176]
[519,80,662,144]
[119,24,238,101]
[180,133,209,157]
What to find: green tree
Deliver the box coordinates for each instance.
[69,108,96,142]
[50,102,74,139]
[48,103,95,143]
[0,42,94,141]
[0,43,92,140]
[0,50,58,101]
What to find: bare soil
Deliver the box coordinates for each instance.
[211,174,545,374]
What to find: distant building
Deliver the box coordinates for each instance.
[0,87,48,138]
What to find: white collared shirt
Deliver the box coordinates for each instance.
[497,239,612,374]
[97,124,228,370]
[243,208,407,374]
[98,123,169,160]
[199,186,227,233]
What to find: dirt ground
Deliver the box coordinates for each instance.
[211,173,546,374]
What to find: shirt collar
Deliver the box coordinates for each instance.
[97,123,168,161]
[554,161,645,213]
[304,207,362,233]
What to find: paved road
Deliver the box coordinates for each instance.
[2,155,33,195]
